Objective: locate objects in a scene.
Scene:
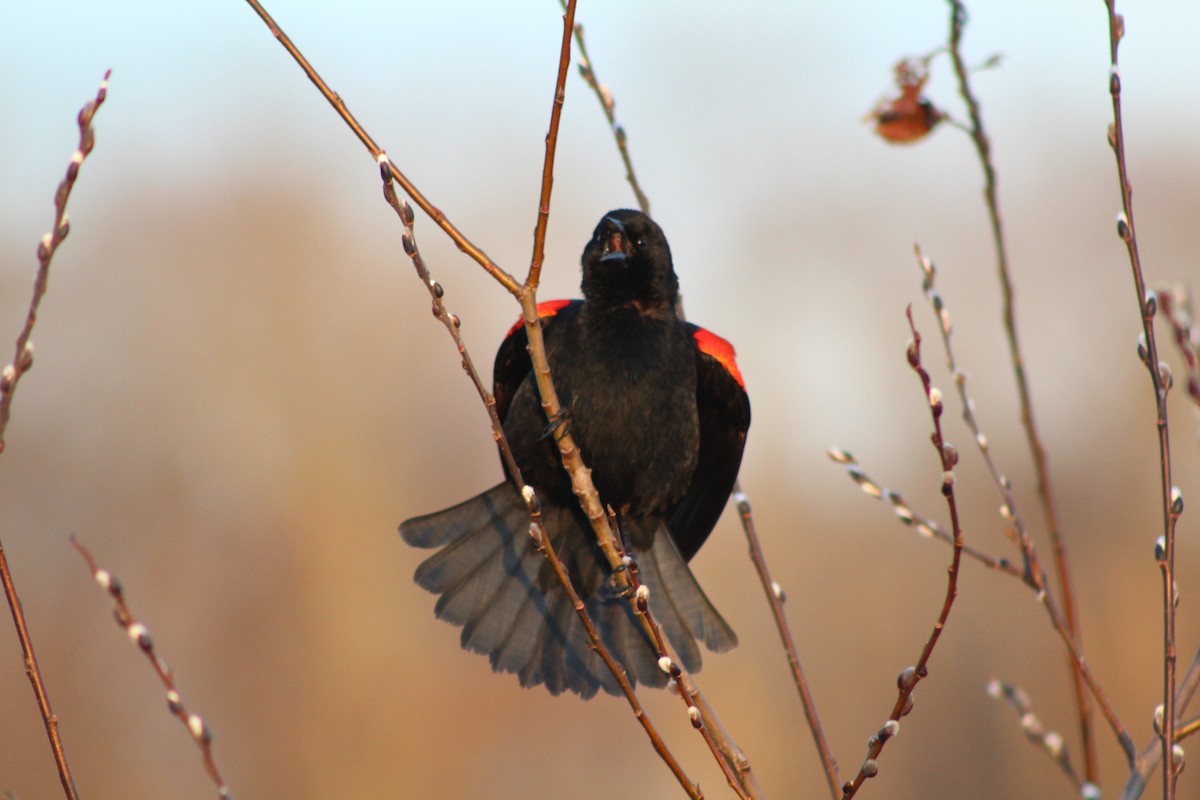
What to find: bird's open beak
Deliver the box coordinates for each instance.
[599,216,631,264]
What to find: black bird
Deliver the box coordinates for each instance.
[400,209,750,698]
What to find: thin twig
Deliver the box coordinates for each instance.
[1157,287,1200,410]
[620,548,753,800]
[1123,645,1200,799]
[1101,5,1180,799]
[945,0,1094,780]
[71,536,231,798]
[736,489,840,800]
[840,309,966,799]
[827,448,1021,578]
[526,0,576,292]
[0,69,111,800]
[913,247,1133,773]
[558,0,651,215]
[986,679,1080,789]
[241,0,520,294]
[0,70,109,453]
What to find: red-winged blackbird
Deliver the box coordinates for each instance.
[401,209,750,698]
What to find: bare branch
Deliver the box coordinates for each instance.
[840,309,966,799]
[0,69,112,800]
[1100,4,1181,798]
[986,679,1081,789]
[558,0,651,215]
[944,0,1094,779]
[241,0,520,294]
[71,536,231,799]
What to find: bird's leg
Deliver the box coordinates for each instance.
[539,408,572,442]
[600,507,637,600]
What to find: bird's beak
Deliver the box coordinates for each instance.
[599,216,631,264]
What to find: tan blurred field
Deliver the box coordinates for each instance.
[3,2,1200,799]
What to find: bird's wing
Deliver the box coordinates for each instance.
[667,325,751,562]
[493,299,580,424]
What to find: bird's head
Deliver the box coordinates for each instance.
[581,209,679,312]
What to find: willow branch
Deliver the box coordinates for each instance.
[1101,5,1180,798]
[0,70,111,800]
[71,536,231,798]
[558,0,651,215]
[736,490,839,799]
[945,1,1094,780]
[1123,645,1200,799]
[840,309,966,799]
[242,0,519,294]
[914,246,1132,772]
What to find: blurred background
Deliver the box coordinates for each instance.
[3,1,1200,798]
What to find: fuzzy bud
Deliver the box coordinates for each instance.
[827,447,853,464]
[1158,361,1174,391]
[187,714,211,745]
[18,342,33,371]
[928,386,943,416]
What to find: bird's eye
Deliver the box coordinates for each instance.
[634,238,646,248]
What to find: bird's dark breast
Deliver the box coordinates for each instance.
[508,308,700,525]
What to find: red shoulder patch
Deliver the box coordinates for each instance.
[506,299,573,338]
[694,328,745,389]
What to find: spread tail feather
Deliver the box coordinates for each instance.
[400,483,736,698]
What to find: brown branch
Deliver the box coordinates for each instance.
[558,0,651,215]
[0,70,108,453]
[1123,644,1200,799]
[827,448,1021,578]
[986,679,1080,789]
[840,309,966,799]
[913,246,1133,774]
[1101,5,1181,799]
[736,489,840,799]
[241,0,520,295]
[70,536,231,798]
[0,69,112,800]
[1157,287,1200,409]
[944,1,1094,781]
[525,0,576,291]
